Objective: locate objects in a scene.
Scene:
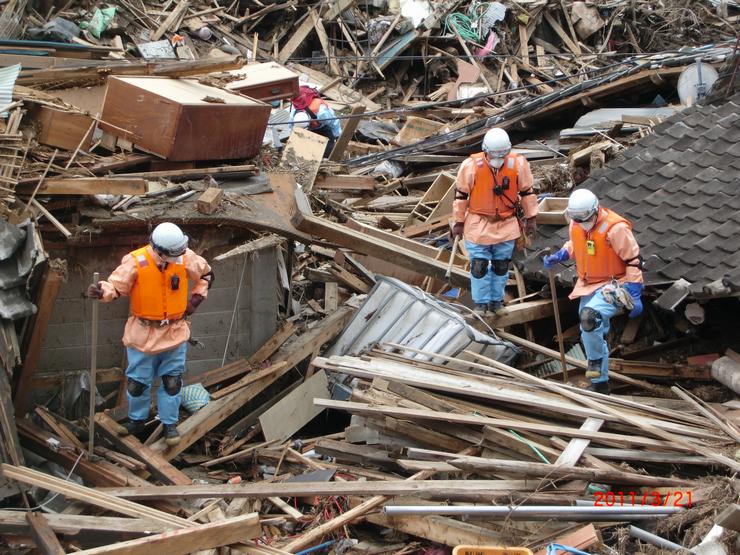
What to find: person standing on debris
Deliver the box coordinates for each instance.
[85,223,213,445]
[450,128,538,315]
[543,189,643,395]
[289,85,342,156]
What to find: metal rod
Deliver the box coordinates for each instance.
[548,268,569,381]
[629,525,693,553]
[88,271,100,454]
[383,505,683,516]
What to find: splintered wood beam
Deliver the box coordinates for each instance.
[0,511,170,537]
[151,0,190,41]
[491,298,559,327]
[1,464,192,528]
[94,413,192,485]
[25,512,65,555]
[16,178,147,196]
[72,513,260,555]
[14,263,65,415]
[328,105,365,162]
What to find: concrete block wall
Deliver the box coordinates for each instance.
[39,236,278,379]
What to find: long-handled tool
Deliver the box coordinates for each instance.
[547,267,569,383]
[88,271,99,454]
[445,235,460,282]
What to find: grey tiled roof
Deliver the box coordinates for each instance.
[523,92,740,290]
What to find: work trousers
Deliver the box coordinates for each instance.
[126,342,187,425]
[578,288,621,384]
[464,239,515,304]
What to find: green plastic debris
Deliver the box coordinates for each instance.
[81,7,116,39]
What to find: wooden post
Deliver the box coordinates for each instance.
[547,269,568,382]
[89,271,100,454]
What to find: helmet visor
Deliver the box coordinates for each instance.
[153,236,188,258]
[567,208,596,223]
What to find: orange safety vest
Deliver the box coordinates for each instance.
[468,152,522,220]
[571,208,631,284]
[128,246,188,321]
[306,98,328,130]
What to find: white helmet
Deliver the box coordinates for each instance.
[566,189,599,223]
[293,111,310,129]
[482,128,511,158]
[151,222,188,258]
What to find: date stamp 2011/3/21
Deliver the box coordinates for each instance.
[594,491,693,507]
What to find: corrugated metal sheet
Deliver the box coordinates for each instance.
[0,64,21,118]
[328,276,519,366]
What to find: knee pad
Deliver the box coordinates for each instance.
[492,259,510,276]
[127,379,148,397]
[162,374,183,396]
[579,307,603,332]
[471,258,489,278]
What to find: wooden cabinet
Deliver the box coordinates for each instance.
[100,76,271,161]
[224,62,299,103]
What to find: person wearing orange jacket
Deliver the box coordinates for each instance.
[451,128,538,315]
[85,223,213,445]
[543,189,643,395]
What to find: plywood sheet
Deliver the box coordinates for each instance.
[259,370,330,441]
[281,127,327,190]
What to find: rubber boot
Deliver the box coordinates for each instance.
[488,300,504,314]
[474,303,488,316]
[587,381,610,395]
[120,419,146,436]
[585,358,602,379]
[163,423,181,446]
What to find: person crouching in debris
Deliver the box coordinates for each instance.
[543,189,643,395]
[85,222,213,445]
[450,128,538,316]
[289,85,342,157]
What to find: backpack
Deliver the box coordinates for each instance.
[292,85,321,111]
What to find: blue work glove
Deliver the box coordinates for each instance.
[543,248,569,269]
[624,282,643,318]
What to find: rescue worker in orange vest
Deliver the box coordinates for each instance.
[543,189,643,395]
[290,86,342,157]
[85,223,213,445]
[451,128,538,315]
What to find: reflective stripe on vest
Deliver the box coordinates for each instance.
[571,208,631,284]
[128,246,189,321]
[307,98,327,129]
[468,152,521,219]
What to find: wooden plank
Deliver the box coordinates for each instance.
[584,448,713,466]
[327,262,370,293]
[14,264,65,415]
[281,127,327,189]
[491,298,559,327]
[309,9,341,76]
[313,399,693,452]
[151,0,190,41]
[16,177,146,196]
[544,11,581,55]
[149,306,354,459]
[315,174,375,191]
[25,512,65,555]
[209,362,286,401]
[259,370,330,441]
[97,478,561,502]
[0,511,169,537]
[1,464,191,528]
[247,321,296,364]
[448,454,688,487]
[324,282,338,312]
[73,513,260,555]
[555,417,604,467]
[94,413,192,486]
[196,187,223,215]
[328,105,365,162]
[292,189,469,288]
